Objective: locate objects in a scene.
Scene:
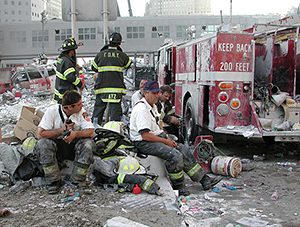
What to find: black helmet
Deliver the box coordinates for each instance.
[109,32,122,45]
[60,37,78,52]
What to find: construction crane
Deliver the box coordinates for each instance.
[127,0,133,16]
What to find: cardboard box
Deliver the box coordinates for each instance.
[14,106,44,141]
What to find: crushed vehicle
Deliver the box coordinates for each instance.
[0,68,13,94]
[157,24,300,144]
[11,64,56,96]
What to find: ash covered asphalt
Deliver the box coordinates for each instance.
[1,89,300,226]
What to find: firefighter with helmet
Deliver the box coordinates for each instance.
[91,32,132,126]
[54,37,83,103]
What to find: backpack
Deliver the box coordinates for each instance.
[13,153,44,181]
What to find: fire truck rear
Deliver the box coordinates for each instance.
[158,32,258,143]
[158,29,300,143]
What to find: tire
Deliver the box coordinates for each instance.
[183,98,197,144]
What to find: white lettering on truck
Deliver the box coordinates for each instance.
[235,62,250,72]
[218,42,251,72]
[236,44,249,53]
[218,43,234,52]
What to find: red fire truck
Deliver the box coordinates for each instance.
[157,29,300,143]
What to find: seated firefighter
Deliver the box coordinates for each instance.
[156,85,180,137]
[92,123,161,195]
[35,90,96,194]
[129,81,222,194]
[131,79,147,107]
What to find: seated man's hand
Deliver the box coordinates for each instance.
[63,131,77,143]
[164,138,177,148]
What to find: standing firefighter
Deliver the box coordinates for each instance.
[54,37,83,103]
[130,81,222,195]
[35,90,96,194]
[91,32,132,126]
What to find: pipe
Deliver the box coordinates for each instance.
[70,0,77,40]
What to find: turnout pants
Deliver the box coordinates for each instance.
[92,94,123,126]
[93,156,160,194]
[35,138,95,185]
[133,141,206,187]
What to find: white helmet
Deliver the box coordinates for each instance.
[103,121,125,135]
[116,156,146,175]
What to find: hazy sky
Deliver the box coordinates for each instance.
[117,0,300,17]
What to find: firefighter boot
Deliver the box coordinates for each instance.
[42,163,61,194]
[70,162,90,186]
[200,174,223,191]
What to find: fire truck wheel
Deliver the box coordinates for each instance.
[183,98,197,144]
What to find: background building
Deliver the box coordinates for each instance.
[145,0,211,16]
[0,13,281,67]
[0,0,44,24]
[46,0,62,19]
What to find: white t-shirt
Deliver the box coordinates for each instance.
[38,104,94,131]
[130,98,163,141]
[131,90,143,107]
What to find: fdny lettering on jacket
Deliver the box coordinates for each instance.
[103,52,120,58]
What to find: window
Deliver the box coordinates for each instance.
[151,25,170,38]
[11,1,15,5]
[55,28,72,46]
[0,31,4,42]
[126,26,144,39]
[18,1,21,6]
[9,31,26,47]
[176,25,188,39]
[4,0,8,5]
[78,27,96,40]
[32,30,48,48]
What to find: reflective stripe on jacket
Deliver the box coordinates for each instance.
[54,54,82,98]
[91,47,131,95]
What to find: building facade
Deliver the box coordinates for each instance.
[46,0,62,20]
[0,0,44,24]
[145,0,211,16]
[0,14,281,67]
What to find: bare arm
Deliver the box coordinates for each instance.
[141,131,177,148]
[37,127,65,139]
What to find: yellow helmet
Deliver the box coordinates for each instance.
[21,137,37,151]
[116,156,146,175]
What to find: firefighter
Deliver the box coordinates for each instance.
[156,85,180,137]
[93,155,160,195]
[54,37,83,103]
[130,81,222,194]
[131,79,147,107]
[91,32,132,126]
[35,90,96,194]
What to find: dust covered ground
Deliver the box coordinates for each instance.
[1,141,300,227]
